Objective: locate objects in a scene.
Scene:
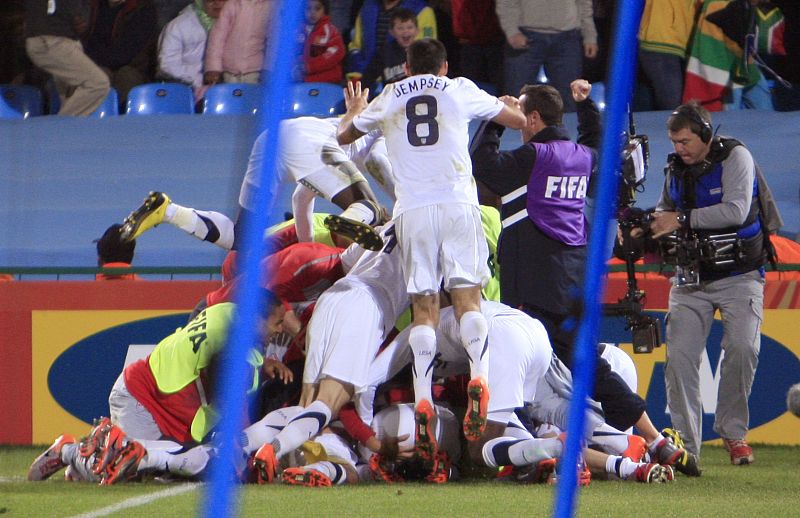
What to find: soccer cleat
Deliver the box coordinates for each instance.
[414,399,439,463]
[631,463,674,484]
[424,452,451,484]
[323,214,383,251]
[722,438,755,465]
[101,440,146,485]
[622,434,647,462]
[27,434,76,481]
[79,417,112,459]
[368,453,403,483]
[93,424,131,476]
[282,467,333,487]
[463,377,489,441]
[120,191,171,242]
[654,431,701,477]
[253,443,279,484]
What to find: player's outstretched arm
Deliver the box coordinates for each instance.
[337,81,369,145]
[491,95,527,130]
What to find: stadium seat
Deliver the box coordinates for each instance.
[90,88,120,118]
[125,83,194,115]
[286,82,344,117]
[0,85,43,119]
[202,83,262,115]
[590,81,606,112]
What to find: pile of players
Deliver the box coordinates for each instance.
[28,39,697,489]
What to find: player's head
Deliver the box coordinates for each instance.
[205,0,227,19]
[390,8,418,49]
[519,84,563,141]
[405,38,447,76]
[667,100,713,165]
[95,224,135,266]
[305,0,327,24]
[258,288,287,339]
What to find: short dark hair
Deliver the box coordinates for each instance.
[519,84,563,126]
[95,224,135,264]
[406,38,446,76]
[667,100,712,140]
[311,0,329,13]
[390,7,417,27]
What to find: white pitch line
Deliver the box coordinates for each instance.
[68,482,201,518]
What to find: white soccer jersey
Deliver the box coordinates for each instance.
[352,75,503,217]
[238,117,383,210]
[341,222,409,333]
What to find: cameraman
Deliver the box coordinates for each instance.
[645,101,766,465]
[472,81,699,476]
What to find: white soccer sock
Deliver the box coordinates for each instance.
[163,445,213,477]
[459,310,489,381]
[61,443,80,465]
[591,423,632,455]
[304,461,348,485]
[647,433,668,454]
[481,436,563,468]
[136,439,183,471]
[240,407,298,455]
[274,401,332,459]
[338,200,378,225]
[291,183,316,242]
[164,203,234,250]
[409,325,437,406]
[605,455,638,479]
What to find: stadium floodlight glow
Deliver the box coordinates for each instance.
[202,2,304,517]
[552,2,645,517]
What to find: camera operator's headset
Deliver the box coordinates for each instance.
[671,105,713,144]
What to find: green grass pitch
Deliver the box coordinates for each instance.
[2,444,800,517]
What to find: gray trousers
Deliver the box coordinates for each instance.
[665,270,764,456]
[25,35,109,116]
[108,373,164,441]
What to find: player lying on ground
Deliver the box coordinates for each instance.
[28,292,291,485]
[367,299,681,484]
[120,116,393,251]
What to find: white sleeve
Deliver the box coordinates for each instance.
[339,242,366,273]
[455,77,504,120]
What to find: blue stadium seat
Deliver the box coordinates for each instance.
[287,82,344,117]
[125,83,194,115]
[590,81,606,112]
[90,88,120,118]
[0,85,43,119]
[202,83,262,115]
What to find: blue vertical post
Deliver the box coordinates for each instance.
[552,1,644,516]
[202,1,304,516]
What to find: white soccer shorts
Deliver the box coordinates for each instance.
[303,281,385,391]
[395,203,490,295]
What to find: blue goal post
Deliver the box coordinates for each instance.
[202,1,305,516]
[553,1,644,516]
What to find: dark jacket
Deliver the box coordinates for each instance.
[25,0,89,39]
[84,0,157,72]
[471,98,600,316]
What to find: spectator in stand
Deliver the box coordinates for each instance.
[495,0,598,111]
[451,0,505,92]
[299,0,346,84]
[638,0,699,110]
[328,0,355,46]
[156,0,226,101]
[95,224,140,281]
[24,0,110,116]
[203,0,276,85]
[84,0,158,111]
[360,8,418,91]
[346,0,436,83]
